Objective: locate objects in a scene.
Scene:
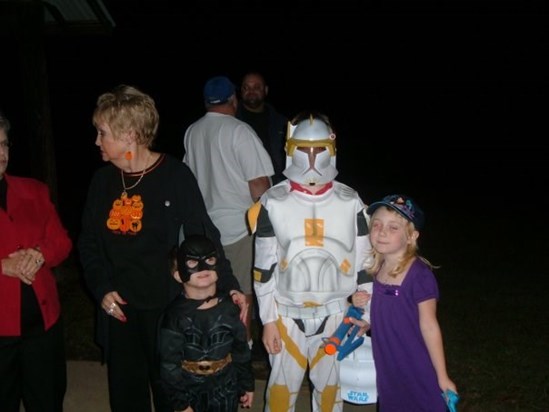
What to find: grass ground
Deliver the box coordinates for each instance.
[57,210,548,411]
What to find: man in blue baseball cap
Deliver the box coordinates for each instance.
[183,75,275,347]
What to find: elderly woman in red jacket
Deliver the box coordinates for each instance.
[0,110,73,411]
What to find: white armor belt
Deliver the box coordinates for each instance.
[276,299,347,319]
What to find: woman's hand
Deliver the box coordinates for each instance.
[101,291,127,323]
[2,248,44,285]
[230,290,249,323]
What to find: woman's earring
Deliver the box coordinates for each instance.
[125,151,133,161]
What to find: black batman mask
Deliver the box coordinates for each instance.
[177,235,218,283]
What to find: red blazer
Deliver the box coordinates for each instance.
[0,174,72,336]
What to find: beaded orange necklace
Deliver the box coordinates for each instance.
[105,154,150,234]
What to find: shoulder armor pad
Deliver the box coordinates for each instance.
[333,182,358,201]
[265,181,291,202]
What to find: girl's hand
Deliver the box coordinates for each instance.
[347,316,370,337]
[351,290,371,307]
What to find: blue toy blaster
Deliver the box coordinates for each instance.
[322,306,365,361]
[442,389,460,412]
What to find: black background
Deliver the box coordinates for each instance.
[2,1,548,238]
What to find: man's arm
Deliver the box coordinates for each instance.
[248,176,271,202]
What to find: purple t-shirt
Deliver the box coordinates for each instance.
[371,258,447,411]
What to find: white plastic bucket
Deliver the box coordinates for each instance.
[339,335,377,405]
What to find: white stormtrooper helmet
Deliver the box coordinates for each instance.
[282,112,338,186]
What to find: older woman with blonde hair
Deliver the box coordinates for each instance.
[79,85,245,412]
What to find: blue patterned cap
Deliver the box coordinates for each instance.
[367,194,425,230]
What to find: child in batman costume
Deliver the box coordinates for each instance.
[158,235,254,411]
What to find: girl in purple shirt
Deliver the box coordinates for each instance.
[364,194,458,411]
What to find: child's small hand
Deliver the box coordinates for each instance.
[442,388,459,412]
[347,316,370,337]
[239,391,254,408]
[351,290,371,307]
[262,322,282,354]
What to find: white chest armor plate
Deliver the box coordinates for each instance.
[264,183,362,306]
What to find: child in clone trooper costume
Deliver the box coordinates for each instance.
[247,112,372,411]
[158,235,254,412]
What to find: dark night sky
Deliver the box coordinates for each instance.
[3,1,548,238]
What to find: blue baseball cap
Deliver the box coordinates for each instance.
[367,194,425,230]
[203,76,235,105]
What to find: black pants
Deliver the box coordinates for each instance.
[107,305,171,412]
[0,320,66,412]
